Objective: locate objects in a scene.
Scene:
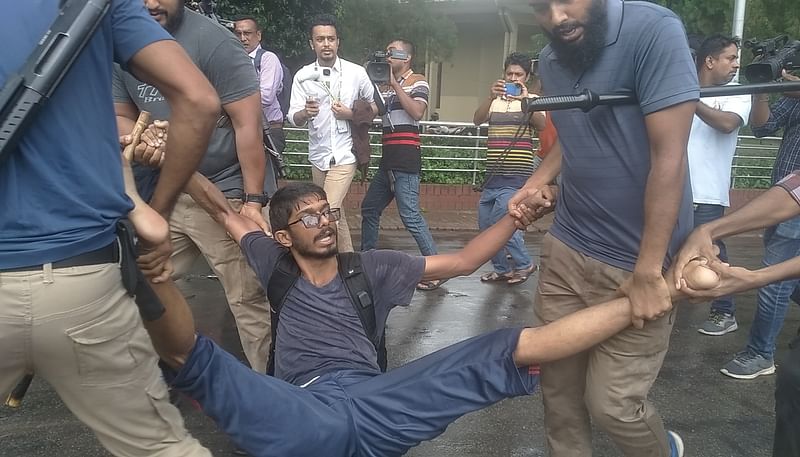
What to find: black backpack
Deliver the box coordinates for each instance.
[265,251,388,375]
[254,47,292,119]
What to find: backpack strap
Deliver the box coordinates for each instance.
[253,47,266,73]
[265,251,300,375]
[337,252,387,371]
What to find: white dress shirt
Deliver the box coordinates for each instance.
[288,57,374,171]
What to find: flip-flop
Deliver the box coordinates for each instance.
[507,265,538,285]
[480,271,513,282]
[416,278,448,291]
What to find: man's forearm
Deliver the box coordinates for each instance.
[751,256,800,290]
[522,143,562,190]
[393,84,425,120]
[705,185,800,240]
[235,125,267,195]
[473,96,493,125]
[695,102,742,134]
[141,279,198,370]
[423,216,518,280]
[636,154,685,275]
[185,173,236,226]
[749,95,771,128]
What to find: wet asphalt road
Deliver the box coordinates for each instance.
[1,229,797,457]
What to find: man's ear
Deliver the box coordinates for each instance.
[705,55,715,69]
[274,230,293,248]
[309,40,314,50]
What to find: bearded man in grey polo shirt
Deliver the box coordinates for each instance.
[509,0,699,456]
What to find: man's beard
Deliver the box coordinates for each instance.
[164,6,185,34]
[294,227,338,260]
[545,0,608,74]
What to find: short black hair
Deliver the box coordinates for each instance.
[696,34,740,70]
[504,52,533,75]
[269,183,328,230]
[233,15,261,31]
[389,38,416,61]
[309,13,337,38]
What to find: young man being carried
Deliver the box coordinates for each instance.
[132,176,707,457]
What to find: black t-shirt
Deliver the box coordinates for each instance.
[240,232,425,385]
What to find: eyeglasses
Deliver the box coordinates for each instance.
[235,30,256,38]
[286,208,341,229]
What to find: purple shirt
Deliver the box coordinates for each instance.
[249,46,284,123]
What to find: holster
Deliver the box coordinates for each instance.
[116,219,165,321]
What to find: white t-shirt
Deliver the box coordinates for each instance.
[687,85,752,206]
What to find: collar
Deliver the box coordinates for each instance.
[397,68,414,83]
[248,45,263,59]
[316,57,342,73]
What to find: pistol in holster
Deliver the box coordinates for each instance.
[116,219,165,321]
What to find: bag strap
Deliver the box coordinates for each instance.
[337,252,386,371]
[254,47,266,73]
[265,251,300,375]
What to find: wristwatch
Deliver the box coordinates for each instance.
[243,193,269,206]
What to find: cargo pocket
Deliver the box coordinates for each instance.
[145,375,186,443]
[65,312,140,387]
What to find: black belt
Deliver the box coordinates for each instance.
[1,240,120,273]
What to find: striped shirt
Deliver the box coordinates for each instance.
[752,97,800,184]
[484,98,535,189]
[379,71,428,172]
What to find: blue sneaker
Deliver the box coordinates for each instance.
[668,430,684,457]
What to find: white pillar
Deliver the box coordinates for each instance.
[732,0,747,81]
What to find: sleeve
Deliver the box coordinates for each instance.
[358,67,375,102]
[633,15,700,115]
[287,70,309,126]
[776,172,800,208]
[259,52,283,106]
[110,0,172,69]
[111,65,134,104]
[203,32,259,105]
[752,97,793,138]
[364,250,425,309]
[239,232,287,288]
[409,78,430,104]
[722,94,752,126]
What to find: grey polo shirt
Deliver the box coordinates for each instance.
[540,0,700,272]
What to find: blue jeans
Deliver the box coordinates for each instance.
[478,187,532,274]
[747,216,800,359]
[360,170,437,256]
[693,204,734,314]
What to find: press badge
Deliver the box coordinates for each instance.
[336,119,349,134]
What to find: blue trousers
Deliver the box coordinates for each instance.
[478,186,532,274]
[747,216,800,359]
[171,328,538,457]
[693,204,734,314]
[360,170,437,256]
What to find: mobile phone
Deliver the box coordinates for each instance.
[505,82,522,97]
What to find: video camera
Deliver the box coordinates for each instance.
[366,49,409,84]
[744,35,800,83]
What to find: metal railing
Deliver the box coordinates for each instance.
[282,120,783,188]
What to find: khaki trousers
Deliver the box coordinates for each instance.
[0,263,210,457]
[170,193,270,373]
[311,163,357,252]
[535,234,676,457]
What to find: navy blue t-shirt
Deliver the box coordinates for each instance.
[540,0,699,271]
[0,0,171,268]
[240,232,425,386]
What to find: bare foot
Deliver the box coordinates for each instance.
[122,156,169,244]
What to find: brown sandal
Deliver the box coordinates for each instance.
[480,271,513,282]
[507,265,538,285]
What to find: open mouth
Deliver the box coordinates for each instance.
[315,229,336,245]
[555,23,583,43]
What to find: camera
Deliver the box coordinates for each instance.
[366,49,409,84]
[744,35,800,83]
